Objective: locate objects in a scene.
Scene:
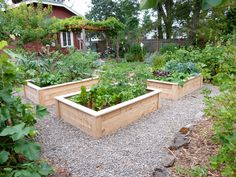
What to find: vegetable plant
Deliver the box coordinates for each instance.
[13,49,99,87]
[70,61,152,111]
[152,60,200,86]
[0,41,53,176]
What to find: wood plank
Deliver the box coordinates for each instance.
[55,89,160,139]
[147,75,203,100]
[24,77,99,106]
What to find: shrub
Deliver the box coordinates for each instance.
[159,43,179,54]
[202,39,236,176]
[203,79,236,176]
[125,44,144,62]
[152,54,167,70]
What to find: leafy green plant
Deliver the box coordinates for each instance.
[159,43,179,55]
[203,79,236,176]
[13,49,99,87]
[70,61,151,111]
[125,44,144,62]
[59,50,98,82]
[0,41,53,176]
[175,165,208,177]
[152,54,167,70]
[152,60,200,86]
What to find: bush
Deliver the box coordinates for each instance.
[152,54,167,70]
[153,42,236,83]
[125,44,144,62]
[203,79,236,176]
[159,43,179,55]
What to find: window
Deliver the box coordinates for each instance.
[60,32,74,48]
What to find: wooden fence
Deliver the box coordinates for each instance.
[142,39,189,53]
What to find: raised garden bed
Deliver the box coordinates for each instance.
[24,77,99,106]
[147,75,203,100]
[55,88,161,139]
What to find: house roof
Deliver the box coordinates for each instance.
[8,0,82,16]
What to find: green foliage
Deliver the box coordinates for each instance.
[153,60,200,86]
[0,42,53,176]
[70,61,152,111]
[201,39,236,176]
[125,44,144,62]
[51,16,125,37]
[152,54,167,70]
[86,0,140,53]
[203,79,236,176]
[159,43,179,55]
[152,42,236,83]
[59,51,98,81]
[0,3,54,45]
[175,165,208,177]
[14,50,99,87]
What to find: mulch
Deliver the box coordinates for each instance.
[170,119,222,177]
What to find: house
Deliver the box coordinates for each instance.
[10,0,85,51]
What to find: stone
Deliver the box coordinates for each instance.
[169,133,191,150]
[161,154,176,167]
[153,166,171,177]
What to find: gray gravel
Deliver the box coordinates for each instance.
[32,84,219,177]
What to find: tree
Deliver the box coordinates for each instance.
[86,0,140,58]
[0,2,54,45]
[140,0,229,10]
[140,0,236,43]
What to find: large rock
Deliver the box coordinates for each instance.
[161,154,176,167]
[169,133,191,150]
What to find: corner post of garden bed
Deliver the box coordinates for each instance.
[92,117,103,139]
[55,98,61,118]
[172,85,180,100]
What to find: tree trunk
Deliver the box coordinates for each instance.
[190,0,201,44]
[116,39,120,59]
[157,5,163,39]
[158,0,174,39]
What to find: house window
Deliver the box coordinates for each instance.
[60,32,74,48]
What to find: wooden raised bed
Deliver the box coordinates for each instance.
[24,77,99,106]
[55,88,161,139]
[147,75,203,100]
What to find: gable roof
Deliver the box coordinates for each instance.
[8,0,82,16]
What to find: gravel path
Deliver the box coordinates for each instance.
[32,84,219,177]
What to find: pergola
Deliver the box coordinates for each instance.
[51,16,124,50]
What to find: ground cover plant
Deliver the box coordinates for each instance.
[12,49,100,87]
[0,41,53,176]
[70,61,152,111]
